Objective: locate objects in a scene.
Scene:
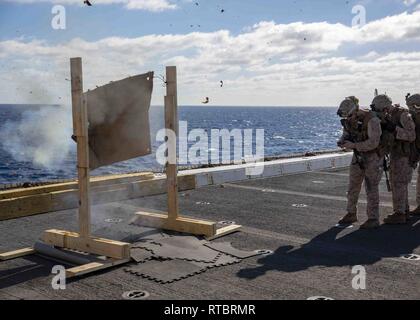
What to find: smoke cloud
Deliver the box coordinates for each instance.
[0,105,74,169]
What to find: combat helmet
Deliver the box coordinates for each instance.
[370,94,392,113]
[406,93,420,112]
[337,96,359,118]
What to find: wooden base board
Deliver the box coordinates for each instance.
[0,244,129,278]
[0,247,35,261]
[134,210,217,237]
[66,258,130,278]
[206,224,242,241]
[42,229,130,260]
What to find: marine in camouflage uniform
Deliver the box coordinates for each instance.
[406,94,420,216]
[372,95,416,225]
[337,96,383,229]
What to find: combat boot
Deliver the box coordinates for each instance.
[383,212,407,225]
[410,206,420,216]
[360,219,380,229]
[338,212,357,224]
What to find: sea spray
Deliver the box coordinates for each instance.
[0,105,74,169]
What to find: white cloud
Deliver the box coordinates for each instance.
[3,0,177,11]
[1,11,420,106]
[403,0,416,6]
[355,11,420,42]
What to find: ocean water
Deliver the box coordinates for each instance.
[0,105,342,184]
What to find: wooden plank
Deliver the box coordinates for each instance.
[42,229,130,260]
[70,58,82,136]
[50,189,79,210]
[71,58,91,238]
[165,66,179,220]
[166,66,178,133]
[0,174,196,221]
[165,95,179,219]
[0,172,154,200]
[206,225,242,241]
[0,193,54,220]
[91,186,130,205]
[134,211,216,237]
[0,247,35,261]
[66,258,130,278]
[130,174,195,198]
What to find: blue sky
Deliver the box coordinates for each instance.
[0,0,415,42]
[0,0,420,106]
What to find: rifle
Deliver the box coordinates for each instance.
[383,155,392,192]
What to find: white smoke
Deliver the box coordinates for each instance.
[0,105,74,169]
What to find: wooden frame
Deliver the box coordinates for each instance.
[0,58,130,278]
[38,58,131,276]
[0,61,240,278]
[134,66,241,238]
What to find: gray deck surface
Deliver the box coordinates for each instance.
[1,167,419,300]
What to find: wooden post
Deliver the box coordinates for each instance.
[133,65,226,237]
[70,57,91,238]
[165,66,179,220]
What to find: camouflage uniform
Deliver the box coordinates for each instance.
[384,107,416,224]
[338,109,383,226]
[416,169,420,211]
[406,94,420,215]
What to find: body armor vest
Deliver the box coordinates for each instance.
[346,110,373,143]
[410,110,420,151]
[409,110,420,165]
[387,107,412,158]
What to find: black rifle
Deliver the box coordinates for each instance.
[383,155,392,192]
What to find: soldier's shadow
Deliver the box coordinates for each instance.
[237,217,420,280]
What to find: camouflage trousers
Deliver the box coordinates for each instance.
[417,166,420,206]
[390,155,413,214]
[347,153,383,220]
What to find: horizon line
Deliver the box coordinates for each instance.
[0,104,338,108]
